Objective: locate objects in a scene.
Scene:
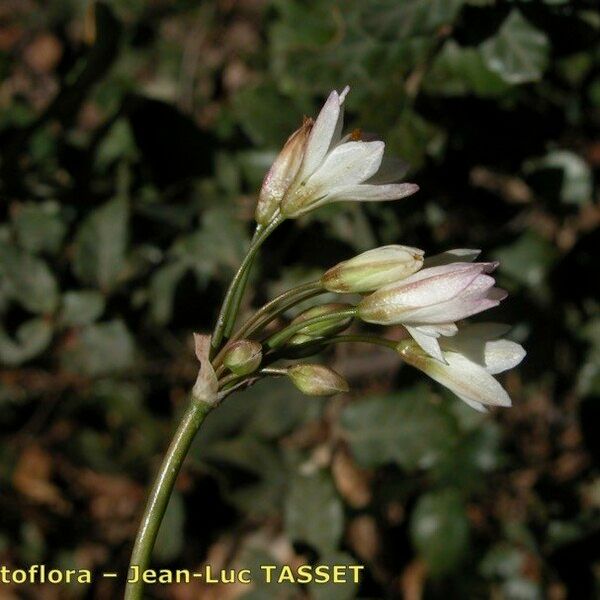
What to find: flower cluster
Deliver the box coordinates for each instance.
[212,86,525,412]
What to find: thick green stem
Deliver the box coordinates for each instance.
[124,399,212,600]
[211,217,282,353]
[266,308,357,348]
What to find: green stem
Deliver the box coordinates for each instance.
[266,308,357,349]
[235,281,324,340]
[211,281,324,370]
[211,217,282,353]
[125,399,212,600]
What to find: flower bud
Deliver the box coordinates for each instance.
[322,245,424,293]
[290,303,354,337]
[287,364,349,396]
[223,340,262,376]
[255,117,313,225]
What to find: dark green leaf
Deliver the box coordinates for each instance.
[0,246,59,314]
[309,552,361,600]
[73,197,129,291]
[410,489,469,576]
[285,469,344,555]
[0,319,53,366]
[60,320,135,376]
[425,40,511,97]
[60,291,106,326]
[341,385,457,470]
[481,10,549,84]
[12,202,66,255]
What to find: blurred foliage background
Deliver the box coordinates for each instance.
[0,1,599,598]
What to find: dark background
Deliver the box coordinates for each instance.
[0,1,599,599]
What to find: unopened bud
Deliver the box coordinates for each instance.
[291,303,354,337]
[256,117,313,225]
[322,245,424,293]
[287,364,349,396]
[223,340,262,376]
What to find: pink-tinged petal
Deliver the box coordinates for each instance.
[401,283,504,324]
[386,266,486,307]
[298,90,342,181]
[424,249,481,268]
[326,182,419,202]
[405,325,446,363]
[308,141,385,189]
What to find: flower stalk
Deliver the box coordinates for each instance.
[126,85,525,600]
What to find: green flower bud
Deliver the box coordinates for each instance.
[287,364,349,396]
[291,303,354,337]
[322,245,424,293]
[223,340,262,376]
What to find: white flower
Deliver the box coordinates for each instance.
[357,260,507,362]
[397,322,526,411]
[277,87,418,218]
[321,245,424,293]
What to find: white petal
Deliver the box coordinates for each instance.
[308,141,385,189]
[330,87,350,148]
[326,182,419,202]
[405,325,446,363]
[427,352,512,407]
[415,323,458,337]
[482,340,526,374]
[366,156,409,184]
[424,249,481,268]
[458,396,489,412]
[298,90,341,180]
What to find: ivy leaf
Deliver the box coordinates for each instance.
[481,10,550,84]
[0,245,59,314]
[494,232,557,288]
[525,150,592,206]
[309,552,360,600]
[60,320,135,376]
[285,469,344,555]
[341,384,457,470]
[12,202,66,255]
[360,0,465,39]
[73,197,129,292]
[0,319,53,366]
[60,291,106,327]
[410,489,470,576]
[425,40,511,97]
